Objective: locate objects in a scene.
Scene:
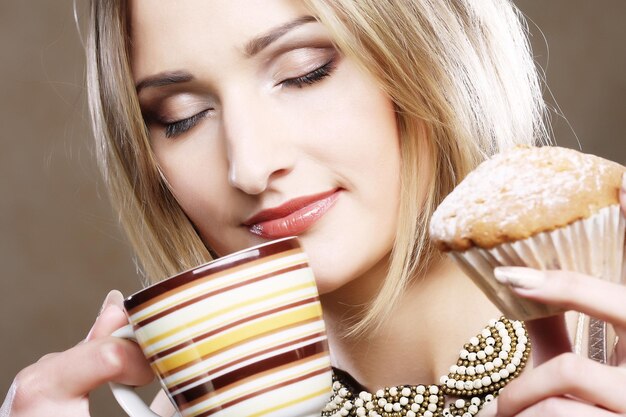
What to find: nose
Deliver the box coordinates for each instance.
[222,94,294,195]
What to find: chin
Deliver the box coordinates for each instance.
[306,255,357,296]
[301,236,387,297]
[313,276,345,296]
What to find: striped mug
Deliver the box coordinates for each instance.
[109,237,332,417]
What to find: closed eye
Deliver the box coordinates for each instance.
[163,109,211,138]
[279,59,336,88]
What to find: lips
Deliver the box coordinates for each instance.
[243,189,341,239]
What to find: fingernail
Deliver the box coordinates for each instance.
[494,267,545,289]
[99,290,124,315]
[85,291,124,343]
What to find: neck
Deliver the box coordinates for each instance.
[320,256,502,392]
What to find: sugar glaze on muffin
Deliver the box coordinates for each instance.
[430,146,625,252]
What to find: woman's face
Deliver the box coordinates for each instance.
[130,0,402,294]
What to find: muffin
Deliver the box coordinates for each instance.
[429,145,625,321]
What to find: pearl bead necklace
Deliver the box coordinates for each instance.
[322,317,530,417]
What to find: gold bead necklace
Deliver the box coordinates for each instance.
[322,317,530,417]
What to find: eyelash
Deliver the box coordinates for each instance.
[280,59,336,88]
[161,59,336,138]
[164,109,210,138]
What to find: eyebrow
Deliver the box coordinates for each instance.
[244,15,317,56]
[135,15,317,93]
[136,71,194,94]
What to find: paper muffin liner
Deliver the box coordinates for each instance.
[448,204,625,322]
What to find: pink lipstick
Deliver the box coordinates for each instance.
[244,189,341,239]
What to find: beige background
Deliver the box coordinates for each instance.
[1,1,624,416]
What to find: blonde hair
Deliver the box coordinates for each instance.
[303,0,548,336]
[85,0,547,334]
[86,0,211,285]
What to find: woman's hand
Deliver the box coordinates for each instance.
[0,290,154,417]
[490,179,626,416]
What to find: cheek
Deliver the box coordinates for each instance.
[282,64,402,293]
[303,61,401,213]
[155,137,224,204]
[289,59,400,177]
[152,136,235,247]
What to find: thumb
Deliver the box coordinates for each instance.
[85,290,126,343]
[524,314,572,366]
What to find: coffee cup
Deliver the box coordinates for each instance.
[109,237,332,417]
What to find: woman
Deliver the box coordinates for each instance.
[3,0,625,416]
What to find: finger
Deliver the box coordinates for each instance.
[479,398,498,417]
[496,352,626,417]
[36,352,60,363]
[17,336,153,400]
[523,315,572,365]
[502,396,618,417]
[611,336,626,367]
[85,290,127,342]
[150,388,177,416]
[86,304,129,341]
[494,267,626,331]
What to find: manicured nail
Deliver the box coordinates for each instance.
[100,290,124,315]
[85,290,124,343]
[494,267,545,289]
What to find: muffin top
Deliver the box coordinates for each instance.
[430,146,625,252]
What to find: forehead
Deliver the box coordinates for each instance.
[128,0,311,81]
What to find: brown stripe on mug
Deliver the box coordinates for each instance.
[157,315,323,379]
[136,262,308,327]
[130,250,304,320]
[146,296,319,363]
[125,238,301,314]
[194,366,331,417]
[168,332,327,394]
[173,344,328,411]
